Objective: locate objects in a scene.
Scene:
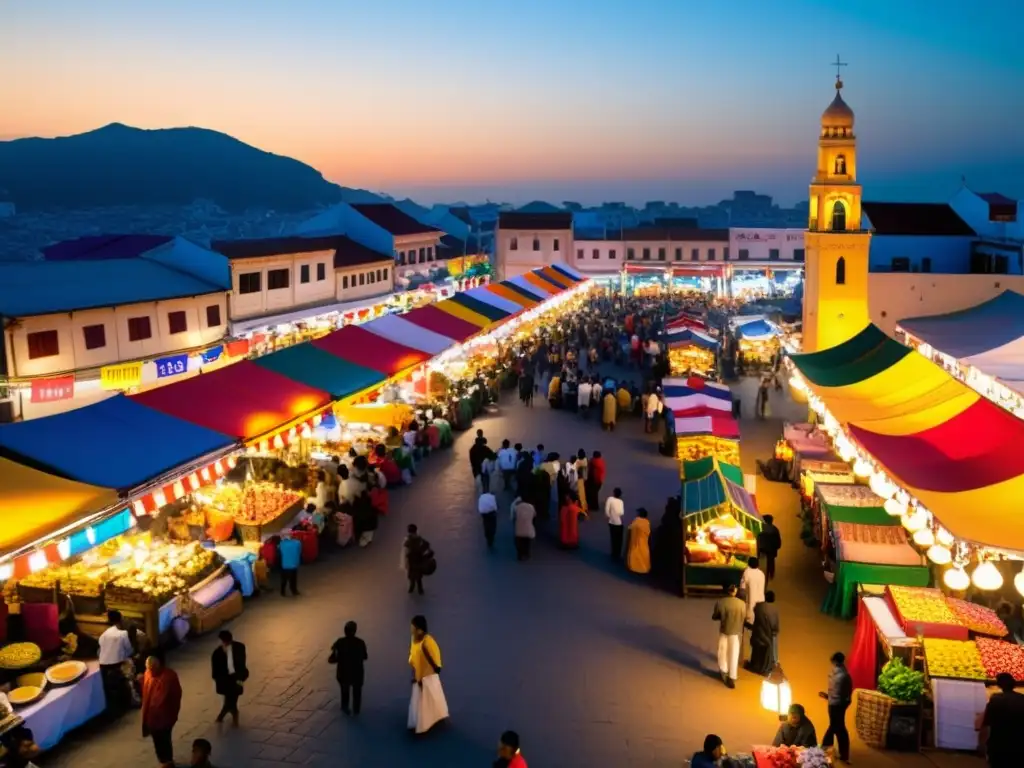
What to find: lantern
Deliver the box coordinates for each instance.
[912,528,935,548]
[760,664,792,719]
[944,566,970,591]
[927,545,952,565]
[1015,570,1024,599]
[869,473,894,500]
[972,561,1003,591]
[883,498,905,517]
[901,508,927,533]
[852,459,871,478]
[935,528,955,548]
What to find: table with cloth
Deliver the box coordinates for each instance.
[19,661,105,751]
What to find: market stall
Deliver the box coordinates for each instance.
[779,422,836,483]
[665,327,719,377]
[6,660,106,752]
[736,318,780,370]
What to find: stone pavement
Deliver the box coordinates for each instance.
[44,376,985,767]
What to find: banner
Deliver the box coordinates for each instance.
[30,375,75,403]
[100,361,143,390]
[154,353,188,379]
[226,339,250,358]
[201,345,224,365]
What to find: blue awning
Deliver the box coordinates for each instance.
[737,319,776,340]
[0,395,233,491]
[899,291,1024,359]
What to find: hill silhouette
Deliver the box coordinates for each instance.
[0,123,365,212]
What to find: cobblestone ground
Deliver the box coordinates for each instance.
[44,375,984,767]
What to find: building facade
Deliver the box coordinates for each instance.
[495,212,574,279]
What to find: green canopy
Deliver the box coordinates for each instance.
[252,343,384,399]
[822,561,931,619]
[681,459,761,534]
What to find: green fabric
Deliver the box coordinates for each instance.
[682,456,715,481]
[823,503,898,526]
[719,461,744,486]
[821,560,931,619]
[790,324,911,388]
[685,559,747,587]
[253,343,384,398]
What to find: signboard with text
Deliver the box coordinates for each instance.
[30,376,75,403]
[100,361,143,390]
[155,353,188,379]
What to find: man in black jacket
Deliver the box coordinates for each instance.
[756,514,783,580]
[211,630,248,724]
[330,621,368,715]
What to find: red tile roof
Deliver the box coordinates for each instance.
[350,203,442,236]
[862,202,976,236]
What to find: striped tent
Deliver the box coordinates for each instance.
[462,285,524,315]
[510,273,559,298]
[360,313,456,356]
[397,304,483,343]
[486,282,540,309]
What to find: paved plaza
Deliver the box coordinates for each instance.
[44,378,985,767]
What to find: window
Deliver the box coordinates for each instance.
[419,247,426,263]
[317,262,327,281]
[377,269,383,281]
[609,249,617,260]
[27,330,59,359]
[267,268,290,290]
[127,316,152,342]
[769,249,780,261]
[674,248,682,261]
[830,201,847,232]
[794,249,805,263]
[206,305,222,327]
[382,268,389,281]
[738,249,750,261]
[300,264,310,284]
[398,251,406,265]
[657,247,666,261]
[532,238,540,251]
[627,248,635,260]
[577,249,584,260]
[834,154,847,175]
[921,257,932,273]
[510,237,518,251]
[167,311,187,335]
[553,239,560,251]
[592,249,600,259]
[426,247,433,261]
[691,248,699,261]
[724,247,730,261]
[835,256,846,285]
[359,273,365,286]
[343,275,349,289]
[83,324,106,350]
[238,272,261,294]
[642,248,650,261]
[708,248,716,261]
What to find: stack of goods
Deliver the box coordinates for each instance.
[923,638,987,681]
[946,599,1008,637]
[752,746,830,767]
[198,483,303,539]
[685,514,758,565]
[886,586,969,641]
[0,643,42,670]
[677,435,740,467]
[975,638,1024,681]
[105,543,217,605]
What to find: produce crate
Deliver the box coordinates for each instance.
[187,589,243,636]
[885,586,969,642]
[234,499,304,543]
[855,689,893,749]
[67,592,105,617]
[16,583,58,604]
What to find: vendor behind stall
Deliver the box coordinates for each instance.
[772,703,817,748]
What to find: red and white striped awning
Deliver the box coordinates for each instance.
[132,455,239,516]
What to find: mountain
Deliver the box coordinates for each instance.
[0,123,377,212]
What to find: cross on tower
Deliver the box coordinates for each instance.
[832,54,848,84]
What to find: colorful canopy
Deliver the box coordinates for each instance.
[133,361,332,442]
[0,457,120,555]
[485,283,539,309]
[674,407,740,439]
[790,324,1024,549]
[0,395,233,490]
[536,267,572,290]
[360,313,456,355]
[500,279,546,303]
[509,273,556,298]
[252,343,384,399]
[737,319,776,340]
[899,291,1024,395]
[445,293,511,323]
[663,376,732,401]
[462,286,523,315]
[681,458,761,532]
[667,310,707,331]
[434,298,493,327]
[550,263,585,282]
[665,328,719,351]
[400,305,483,342]
[666,393,732,413]
[312,325,431,376]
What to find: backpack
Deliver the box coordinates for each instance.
[420,542,437,576]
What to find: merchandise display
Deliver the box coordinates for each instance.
[8,686,44,706]
[0,642,42,670]
[45,660,88,686]
[946,598,1008,637]
[104,542,218,605]
[974,638,1024,681]
[923,638,986,681]
[887,586,964,636]
[197,482,303,525]
[685,514,758,564]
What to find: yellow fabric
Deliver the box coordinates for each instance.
[409,635,442,682]
[0,457,119,554]
[548,376,561,400]
[521,272,557,295]
[435,301,492,328]
[486,284,536,309]
[334,402,414,430]
[603,392,617,425]
[626,517,651,573]
[616,387,631,411]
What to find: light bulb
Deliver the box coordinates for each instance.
[869,473,894,499]
[927,545,952,565]
[972,561,1003,591]
[912,528,935,548]
[853,459,871,478]
[935,528,955,548]
[902,508,927,533]
[1015,571,1024,599]
[944,566,970,591]
[884,497,906,517]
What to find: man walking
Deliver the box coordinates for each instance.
[604,488,625,560]
[278,533,301,596]
[329,621,368,716]
[511,497,537,561]
[756,514,783,580]
[979,672,1024,767]
[402,524,436,595]
[819,651,853,763]
[98,610,133,712]
[479,489,499,549]
[497,439,518,492]
[712,584,746,689]
[211,630,247,725]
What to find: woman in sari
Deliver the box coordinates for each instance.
[746,590,780,676]
[602,390,617,431]
[574,450,589,517]
[407,615,448,734]
[559,495,581,549]
[625,508,651,574]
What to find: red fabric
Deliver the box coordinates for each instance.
[20,602,60,654]
[401,305,481,342]
[132,361,331,441]
[260,539,278,568]
[379,458,402,486]
[509,754,528,768]
[425,425,441,449]
[672,406,740,439]
[142,667,182,731]
[292,528,319,563]
[559,502,580,546]
[226,339,250,357]
[590,457,606,484]
[849,397,1024,492]
[369,486,389,515]
[847,598,878,692]
[312,325,430,376]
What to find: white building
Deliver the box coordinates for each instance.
[496,211,574,279]
[728,227,805,264]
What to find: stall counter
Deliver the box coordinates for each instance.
[19,661,105,751]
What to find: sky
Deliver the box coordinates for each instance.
[2,0,1023,206]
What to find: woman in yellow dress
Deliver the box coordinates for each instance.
[602,391,617,431]
[574,449,589,517]
[407,615,448,734]
[626,508,652,574]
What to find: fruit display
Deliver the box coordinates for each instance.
[45,660,87,686]
[923,638,987,680]
[199,482,302,525]
[105,543,217,605]
[754,745,801,768]
[685,516,756,564]
[7,686,43,706]
[947,598,1008,637]
[889,586,960,627]
[975,638,1024,682]
[0,643,42,670]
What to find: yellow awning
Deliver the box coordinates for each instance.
[0,457,119,554]
[435,301,493,328]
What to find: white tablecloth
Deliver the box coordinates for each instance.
[932,678,988,751]
[19,662,106,751]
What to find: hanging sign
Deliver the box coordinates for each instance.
[155,353,188,379]
[30,375,75,403]
[201,345,224,365]
[100,361,142,390]
[226,339,250,358]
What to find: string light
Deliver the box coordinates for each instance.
[927,545,952,565]
[912,528,935,548]
[944,566,970,591]
[972,561,1003,591]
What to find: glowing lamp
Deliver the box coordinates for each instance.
[1015,570,1024,599]
[86,527,96,545]
[901,508,927,533]
[883,498,906,517]
[0,563,13,582]
[57,539,71,560]
[869,473,894,500]
[936,528,955,548]
[944,566,970,591]
[927,545,952,565]
[28,551,48,573]
[972,561,1003,591]
[912,528,935,548]
[838,442,856,462]
[852,459,872,478]
[760,664,792,718]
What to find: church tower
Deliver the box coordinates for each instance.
[802,60,872,352]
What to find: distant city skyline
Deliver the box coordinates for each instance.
[2,0,1023,206]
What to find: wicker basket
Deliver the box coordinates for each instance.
[855,689,894,749]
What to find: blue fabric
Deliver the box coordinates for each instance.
[222,552,258,597]
[665,328,719,350]
[0,395,233,490]
[737,319,776,339]
[898,290,1024,359]
[279,538,302,570]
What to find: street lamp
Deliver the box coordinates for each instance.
[760,663,792,720]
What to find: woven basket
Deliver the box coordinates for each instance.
[855,689,893,749]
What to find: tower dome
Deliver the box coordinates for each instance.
[821,79,854,129]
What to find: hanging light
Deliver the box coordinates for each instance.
[902,508,927,533]
[935,528,955,548]
[869,473,894,500]
[838,442,856,462]
[1015,570,1024,599]
[760,663,792,719]
[972,561,1004,591]
[912,528,935,548]
[852,459,872,478]
[944,566,970,591]
[884,497,906,517]
[927,545,952,565]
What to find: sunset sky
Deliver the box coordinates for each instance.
[2,0,1022,205]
